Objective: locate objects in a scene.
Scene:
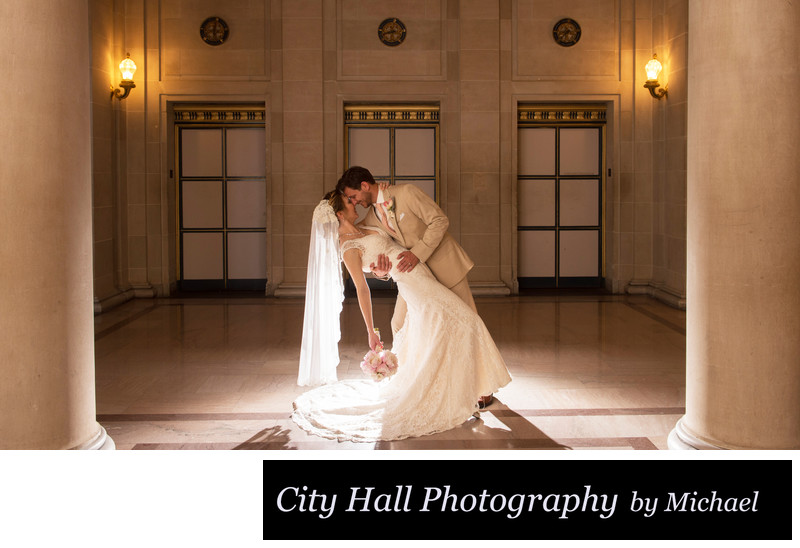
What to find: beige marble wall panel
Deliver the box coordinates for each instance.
[460,141,500,173]
[283,112,324,143]
[284,50,323,80]
[280,112,314,301]
[125,171,145,205]
[338,0,445,78]
[128,234,147,272]
[647,0,687,302]
[283,81,323,111]
[283,142,325,173]
[596,0,632,291]
[91,0,123,302]
[459,172,498,205]
[280,0,323,290]
[460,81,499,110]
[92,135,114,182]
[461,201,500,234]
[514,0,619,80]
[459,50,500,80]
[633,232,652,278]
[283,17,323,49]
[465,234,502,266]
[161,0,267,80]
[282,172,324,206]
[634,202,652,232]
[94,201,115,246]
[284,233,313,283]
[282,204,316,235]
[147,234,162,273]
[460,1,502,285]
[340,50,443,77]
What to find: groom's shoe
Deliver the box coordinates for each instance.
[478,394,493,410]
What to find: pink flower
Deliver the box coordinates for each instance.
[360,348,399,381]
[382,350,398,370]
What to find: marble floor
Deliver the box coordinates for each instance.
[94,292,687,450]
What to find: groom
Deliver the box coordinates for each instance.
[336,166,493,407]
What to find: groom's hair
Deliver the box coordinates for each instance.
[336,166,375,193]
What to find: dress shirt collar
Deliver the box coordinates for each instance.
[375,187,388,207]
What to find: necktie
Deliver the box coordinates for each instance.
[376,203,396,235]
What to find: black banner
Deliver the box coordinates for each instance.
[262,459,792,540]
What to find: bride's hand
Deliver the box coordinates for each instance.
[368,329,382,351]
[378,182,390,191]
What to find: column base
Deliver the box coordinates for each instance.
[94,289,136,314]
[470,282,511,296]
[668,417,724,450]
[72,424,116,450]
[273,283,305,297]
[626,280,686,310]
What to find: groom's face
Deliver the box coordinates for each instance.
[343,182,372,209]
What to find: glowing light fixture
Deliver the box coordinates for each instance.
[643,54,667,99]
[111,54,137,100]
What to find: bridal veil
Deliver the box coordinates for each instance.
[297,199,343,386]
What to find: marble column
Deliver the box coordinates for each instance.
[0,1,113,449]
[669,0,800,449]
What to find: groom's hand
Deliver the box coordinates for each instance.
[370,253,392,278]
[396,251,419,272]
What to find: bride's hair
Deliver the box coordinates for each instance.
[323,189,346,216]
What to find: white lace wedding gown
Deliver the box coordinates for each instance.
[291,231,512,442]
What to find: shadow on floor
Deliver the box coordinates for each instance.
[371,399,571,450]
[234,425,294,450]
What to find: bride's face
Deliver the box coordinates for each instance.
[338,199,358,225]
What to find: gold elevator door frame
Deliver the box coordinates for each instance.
[517,104,607,289]
[173,104,267,291]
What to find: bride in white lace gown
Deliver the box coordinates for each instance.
[292,192,511,442]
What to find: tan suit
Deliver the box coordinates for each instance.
[359,183,476,334]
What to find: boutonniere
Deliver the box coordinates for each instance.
[383,198,395,214]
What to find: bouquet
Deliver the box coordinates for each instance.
[360,329,398,381]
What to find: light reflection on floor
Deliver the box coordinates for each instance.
[94,293,686,450]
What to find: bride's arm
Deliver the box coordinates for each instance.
[341,248,382,351]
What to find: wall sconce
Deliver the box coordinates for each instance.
[643,54,667,99]
[111,54,137,100]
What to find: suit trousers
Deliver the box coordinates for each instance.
[390,275,477,335]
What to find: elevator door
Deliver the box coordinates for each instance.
[517,106,605,288]
[177,124,267,291]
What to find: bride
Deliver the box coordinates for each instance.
[292,190,511,442]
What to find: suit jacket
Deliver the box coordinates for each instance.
[359,183,474,289]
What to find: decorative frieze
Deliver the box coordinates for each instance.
[173,104,265,123]
[518,104,606,123]
[344,104,439,123]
